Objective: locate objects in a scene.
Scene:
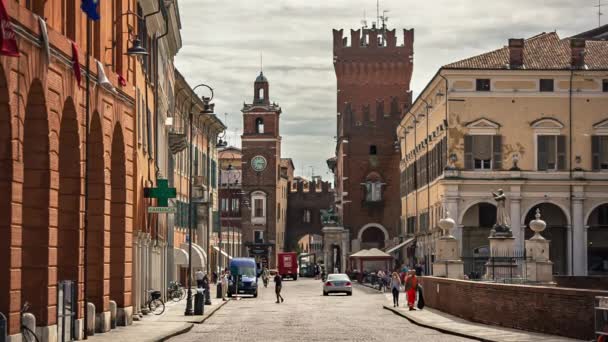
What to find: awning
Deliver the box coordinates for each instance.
[385,237,415,254]
[350,249,370,258]
[366,248,392,258]
[213,245,232,260]
[179,243,205,269]
[174,248,188,265]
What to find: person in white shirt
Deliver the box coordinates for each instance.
[221,269,229,301]
[195,270,205,289]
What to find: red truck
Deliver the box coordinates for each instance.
[278,252,298,280]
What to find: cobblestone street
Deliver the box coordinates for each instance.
[169,278,473,342]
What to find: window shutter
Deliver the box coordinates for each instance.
[592,135,600,171]
[538,136,548,170]
[492,135,502,170]
[557,135,567,170]
[464,135,473,169]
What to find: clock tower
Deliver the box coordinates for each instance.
[241,72,284,269]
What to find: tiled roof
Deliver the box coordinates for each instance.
[443,32,608,70]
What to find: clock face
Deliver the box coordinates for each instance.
[251,155,267,172]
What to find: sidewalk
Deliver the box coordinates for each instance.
[379,290,583,342]
[87,286,228,342]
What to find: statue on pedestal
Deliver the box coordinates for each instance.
[320,207,340,226]
[491,189,513,238]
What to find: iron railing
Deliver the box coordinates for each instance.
[462,248,528,283]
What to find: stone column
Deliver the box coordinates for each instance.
[509,194,522,249]
[571,196,586,276]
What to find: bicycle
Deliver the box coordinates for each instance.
[21,302,40,342]
[167,281,186,302]
[146,290,165,315]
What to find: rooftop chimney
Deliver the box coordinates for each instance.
[570,38,586,68]
[508,38,524,68]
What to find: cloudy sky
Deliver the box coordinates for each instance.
[175,0,598,179]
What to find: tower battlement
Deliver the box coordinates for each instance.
[333,28,414,54]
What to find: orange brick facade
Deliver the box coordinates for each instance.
[0,1,136,337]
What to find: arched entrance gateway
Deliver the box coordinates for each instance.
[358,224,389,250]
[586,203,608,275]
[524,203,569,275]
[460,202,497,257]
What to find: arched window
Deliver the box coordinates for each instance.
[251,191,267,225]
[369,145,377,155]
[303,209,311,223]
[255,118,264,134]
[257,87,265,100]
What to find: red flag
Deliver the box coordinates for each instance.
[118,73,127,87]
[71,41,82,85]
[0,0,19,57]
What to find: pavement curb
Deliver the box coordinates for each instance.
[382,305,486,342]
[188,299,229,324]
[354,282,383,293]
[156,323,195,342]
[156,299,229,341]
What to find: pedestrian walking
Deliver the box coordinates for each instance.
[390,272,401,307]
[202,273,211,305]
[404,269,418,311]
[274,273,284,303]
[195,269,205,288]
[221,269,229,301]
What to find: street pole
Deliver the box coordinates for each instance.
[183,84,214,315]
[184,109,194,316]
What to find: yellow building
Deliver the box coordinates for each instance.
[171,70,225,283]
[397,28,608,276]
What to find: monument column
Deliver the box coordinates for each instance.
[509,187,522,249]
[571,196,585,276]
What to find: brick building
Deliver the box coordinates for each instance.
[0,1,140,340]
[240,72,291,269]
[329,23,414,255]
[286,177,333,254]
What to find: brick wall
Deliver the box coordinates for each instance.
[554,276,608,290]
[286,181,333,250]
[420,276,608,340]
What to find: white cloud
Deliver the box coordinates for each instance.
[175,0,597,178]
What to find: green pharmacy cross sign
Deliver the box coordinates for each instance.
[144,179,176,207]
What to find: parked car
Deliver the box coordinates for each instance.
[323,273,352,296]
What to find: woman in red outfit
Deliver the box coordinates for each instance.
[404,269,418,310]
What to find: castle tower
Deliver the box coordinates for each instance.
[331,25,414,252]
[241,72,284,269]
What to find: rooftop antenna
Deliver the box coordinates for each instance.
[361,9,368,28]
[376,0,380,29]
[381,10,389,30]
[596,0,608,27]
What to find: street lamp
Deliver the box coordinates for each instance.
[185,84,214,316]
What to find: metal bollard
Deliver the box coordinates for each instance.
[216,283,222,298]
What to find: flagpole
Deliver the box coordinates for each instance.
[83,16,91,340]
